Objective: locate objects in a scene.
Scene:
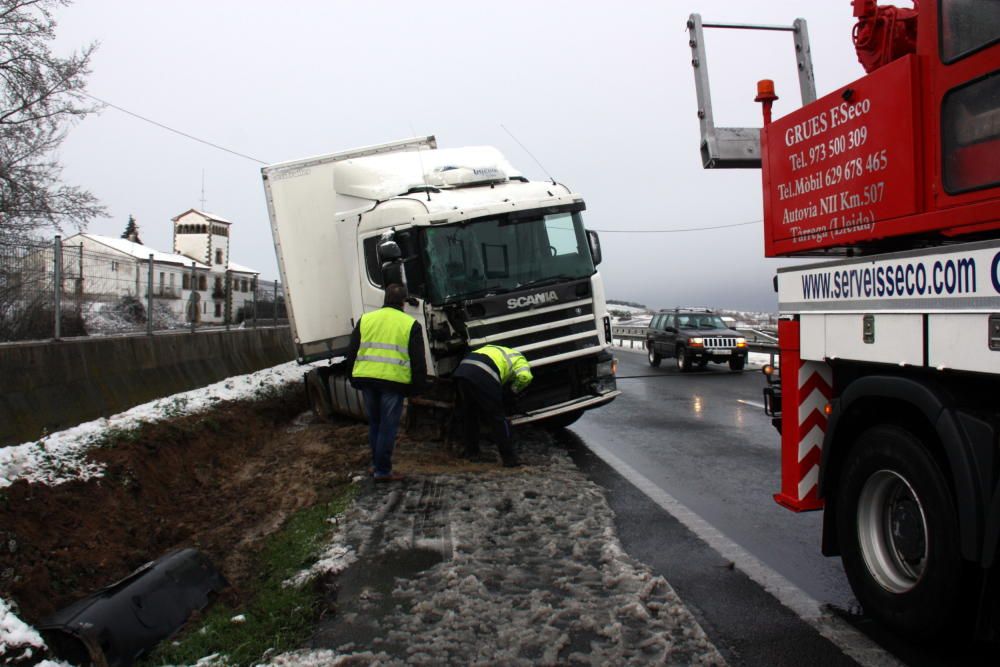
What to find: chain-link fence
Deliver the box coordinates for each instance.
[0,235,287,343]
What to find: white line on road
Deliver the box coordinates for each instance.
[584,440,904,667]
[736,399,767,409]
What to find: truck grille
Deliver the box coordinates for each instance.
[702,337,738,349]
[465,299,602,366]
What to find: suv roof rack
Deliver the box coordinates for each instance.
[658,306,714,313]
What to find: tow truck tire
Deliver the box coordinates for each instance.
[676,346,691,372]
[835,425,966,638]
[648,346,661,367]
[729,356,745,372]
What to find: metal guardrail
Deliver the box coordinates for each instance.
[611,324,779,356]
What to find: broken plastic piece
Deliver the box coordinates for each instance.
[39,548,227,667]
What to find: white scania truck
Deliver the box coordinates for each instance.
[261,136,619,428]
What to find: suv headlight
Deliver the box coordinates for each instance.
[689,337,704,346]
[736,337,747,348]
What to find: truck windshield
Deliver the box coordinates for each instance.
[422,210,595,303]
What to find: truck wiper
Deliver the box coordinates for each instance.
[516,275,578,291]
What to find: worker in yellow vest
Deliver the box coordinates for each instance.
[452,344,533,467]
[346,284,426,482]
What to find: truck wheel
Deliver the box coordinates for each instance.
[729,356,745,372]
[648,346,661,367]
[676,346,691,372]
[307,377,332,422]
[836,425,965,638]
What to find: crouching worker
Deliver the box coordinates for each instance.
[346,284,426,482]
[453,344,533,467]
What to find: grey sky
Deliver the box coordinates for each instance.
[53,1,866,311]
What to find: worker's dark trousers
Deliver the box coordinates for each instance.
[455,377,517,465]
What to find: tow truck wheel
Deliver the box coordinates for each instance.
[836,425,966,638]
[676,346,691,372]
[648,346,661,367]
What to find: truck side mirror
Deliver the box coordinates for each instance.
[381,261,405,287]
[587,230,602,266]
[378,240,401,262]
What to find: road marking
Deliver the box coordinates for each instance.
[584,440,904,667]
[737,399,766,409]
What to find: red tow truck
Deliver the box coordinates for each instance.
[689,1,1000,639]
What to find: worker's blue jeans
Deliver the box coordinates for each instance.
[361,387,405,477]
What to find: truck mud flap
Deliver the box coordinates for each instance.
[39,548,227,667]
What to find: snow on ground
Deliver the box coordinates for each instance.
[264,435,727,666]
[0,361,317,491]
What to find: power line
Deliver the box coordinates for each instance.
[85,93,268,165]
[591,219,760,233]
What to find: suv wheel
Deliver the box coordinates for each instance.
[676,346,691,372]
[648,346,661,367]
[729,356,745,372]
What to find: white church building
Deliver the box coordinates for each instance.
[62,210,258,325]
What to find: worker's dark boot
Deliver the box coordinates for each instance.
[498,442,520,467]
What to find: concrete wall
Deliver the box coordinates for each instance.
[0,327,295,447]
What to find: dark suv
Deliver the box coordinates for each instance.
[646,308,748,372]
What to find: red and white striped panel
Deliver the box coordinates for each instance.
[795,361,833,502]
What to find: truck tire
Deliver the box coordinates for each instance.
[676,346,691,372]
[648,345,661,367]
[729,356,745,372]
[306,370,333,422]
[538,409,584,430]
[835,425,965,638]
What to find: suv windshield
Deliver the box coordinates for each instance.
[677,314,727,329]
[422,210,595,303]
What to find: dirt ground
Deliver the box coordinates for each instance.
[0,387,477,628]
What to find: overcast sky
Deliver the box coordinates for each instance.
[52,1,869,312]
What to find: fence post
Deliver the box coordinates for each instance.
[251,276,257,329]
[147,254,154,335]
[190,261,197,334]
[53,235,62,340]
[273,280,278,327]
[225,269,232,330]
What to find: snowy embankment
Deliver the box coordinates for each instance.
[1,361,314,490]
[0,360,314,663]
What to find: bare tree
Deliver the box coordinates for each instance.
[0,0,105,246]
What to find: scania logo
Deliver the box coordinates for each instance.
[507,291,559,309]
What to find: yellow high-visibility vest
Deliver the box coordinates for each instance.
[352,307,415,384]
[476,345,533,393]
